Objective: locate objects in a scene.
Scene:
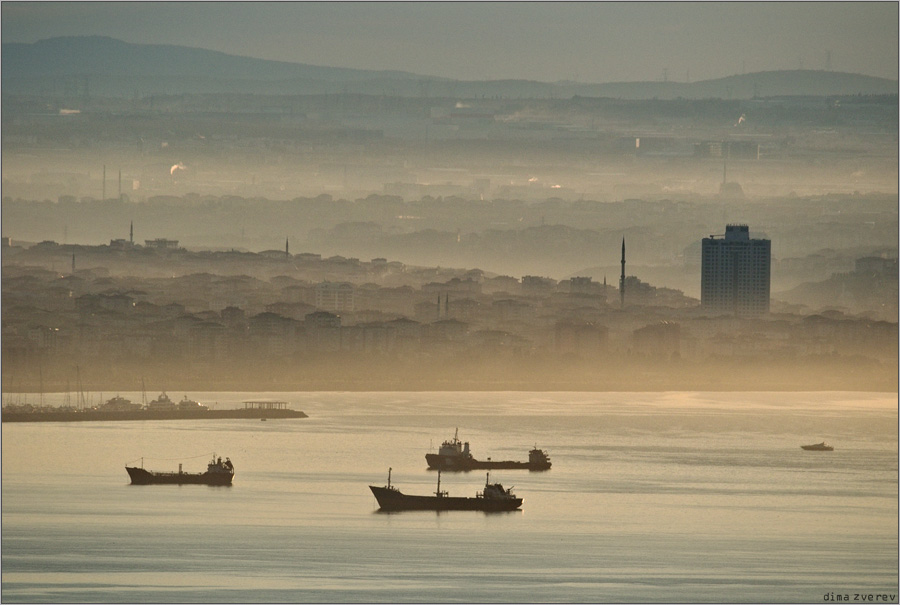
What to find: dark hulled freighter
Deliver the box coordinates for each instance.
[369,468,522,512]
[126,455,234,485]
[425,429,551,471]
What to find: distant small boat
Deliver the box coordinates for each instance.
[801,442,834,451]
[126,454,234,485]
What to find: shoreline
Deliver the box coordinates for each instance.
[4,380,897,395]
[2,408,308,423]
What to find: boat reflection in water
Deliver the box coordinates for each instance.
[369,468,522,512]
[126,454,234,485]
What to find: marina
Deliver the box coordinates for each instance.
[2,396,307,422]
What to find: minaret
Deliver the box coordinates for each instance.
[285,237,289,257]
[619,237,626,308]
[72,253,76,274]
[129,221,133,246]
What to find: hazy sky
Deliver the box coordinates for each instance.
[2,2,897,83]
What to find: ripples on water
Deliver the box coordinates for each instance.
[2,392,897,603]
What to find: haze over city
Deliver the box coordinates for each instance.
[1,4,898,601]
[2,0,898,394]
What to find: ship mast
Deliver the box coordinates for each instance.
[76,365,85,410]
[39,361,44,410]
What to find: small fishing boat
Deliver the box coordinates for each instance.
[801,442,834,451]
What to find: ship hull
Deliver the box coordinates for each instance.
[126,466,233,485]
[425,453,550,472]
[369,485,522,512]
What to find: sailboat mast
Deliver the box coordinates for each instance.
[76,365,84,410]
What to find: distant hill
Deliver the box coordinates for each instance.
[1,35,429,81]
[3,36,896,99]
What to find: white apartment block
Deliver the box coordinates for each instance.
[315,281,355,313]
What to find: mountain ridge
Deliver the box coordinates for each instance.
[3,36,896,99]
[1,35,434,81]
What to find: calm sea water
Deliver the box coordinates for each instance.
[2,391,897,603]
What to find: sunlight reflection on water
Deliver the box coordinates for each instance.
[2,391,897,603]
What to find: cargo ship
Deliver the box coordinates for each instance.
[369,468,522,512]
[425,429,551,471]
[126,455,234,485]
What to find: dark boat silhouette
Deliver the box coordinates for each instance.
[126,454,234,485]
[425,429,551,471]
[369,468,522,512]
[801,442,834,451]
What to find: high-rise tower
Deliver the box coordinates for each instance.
[701,225,771,317]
